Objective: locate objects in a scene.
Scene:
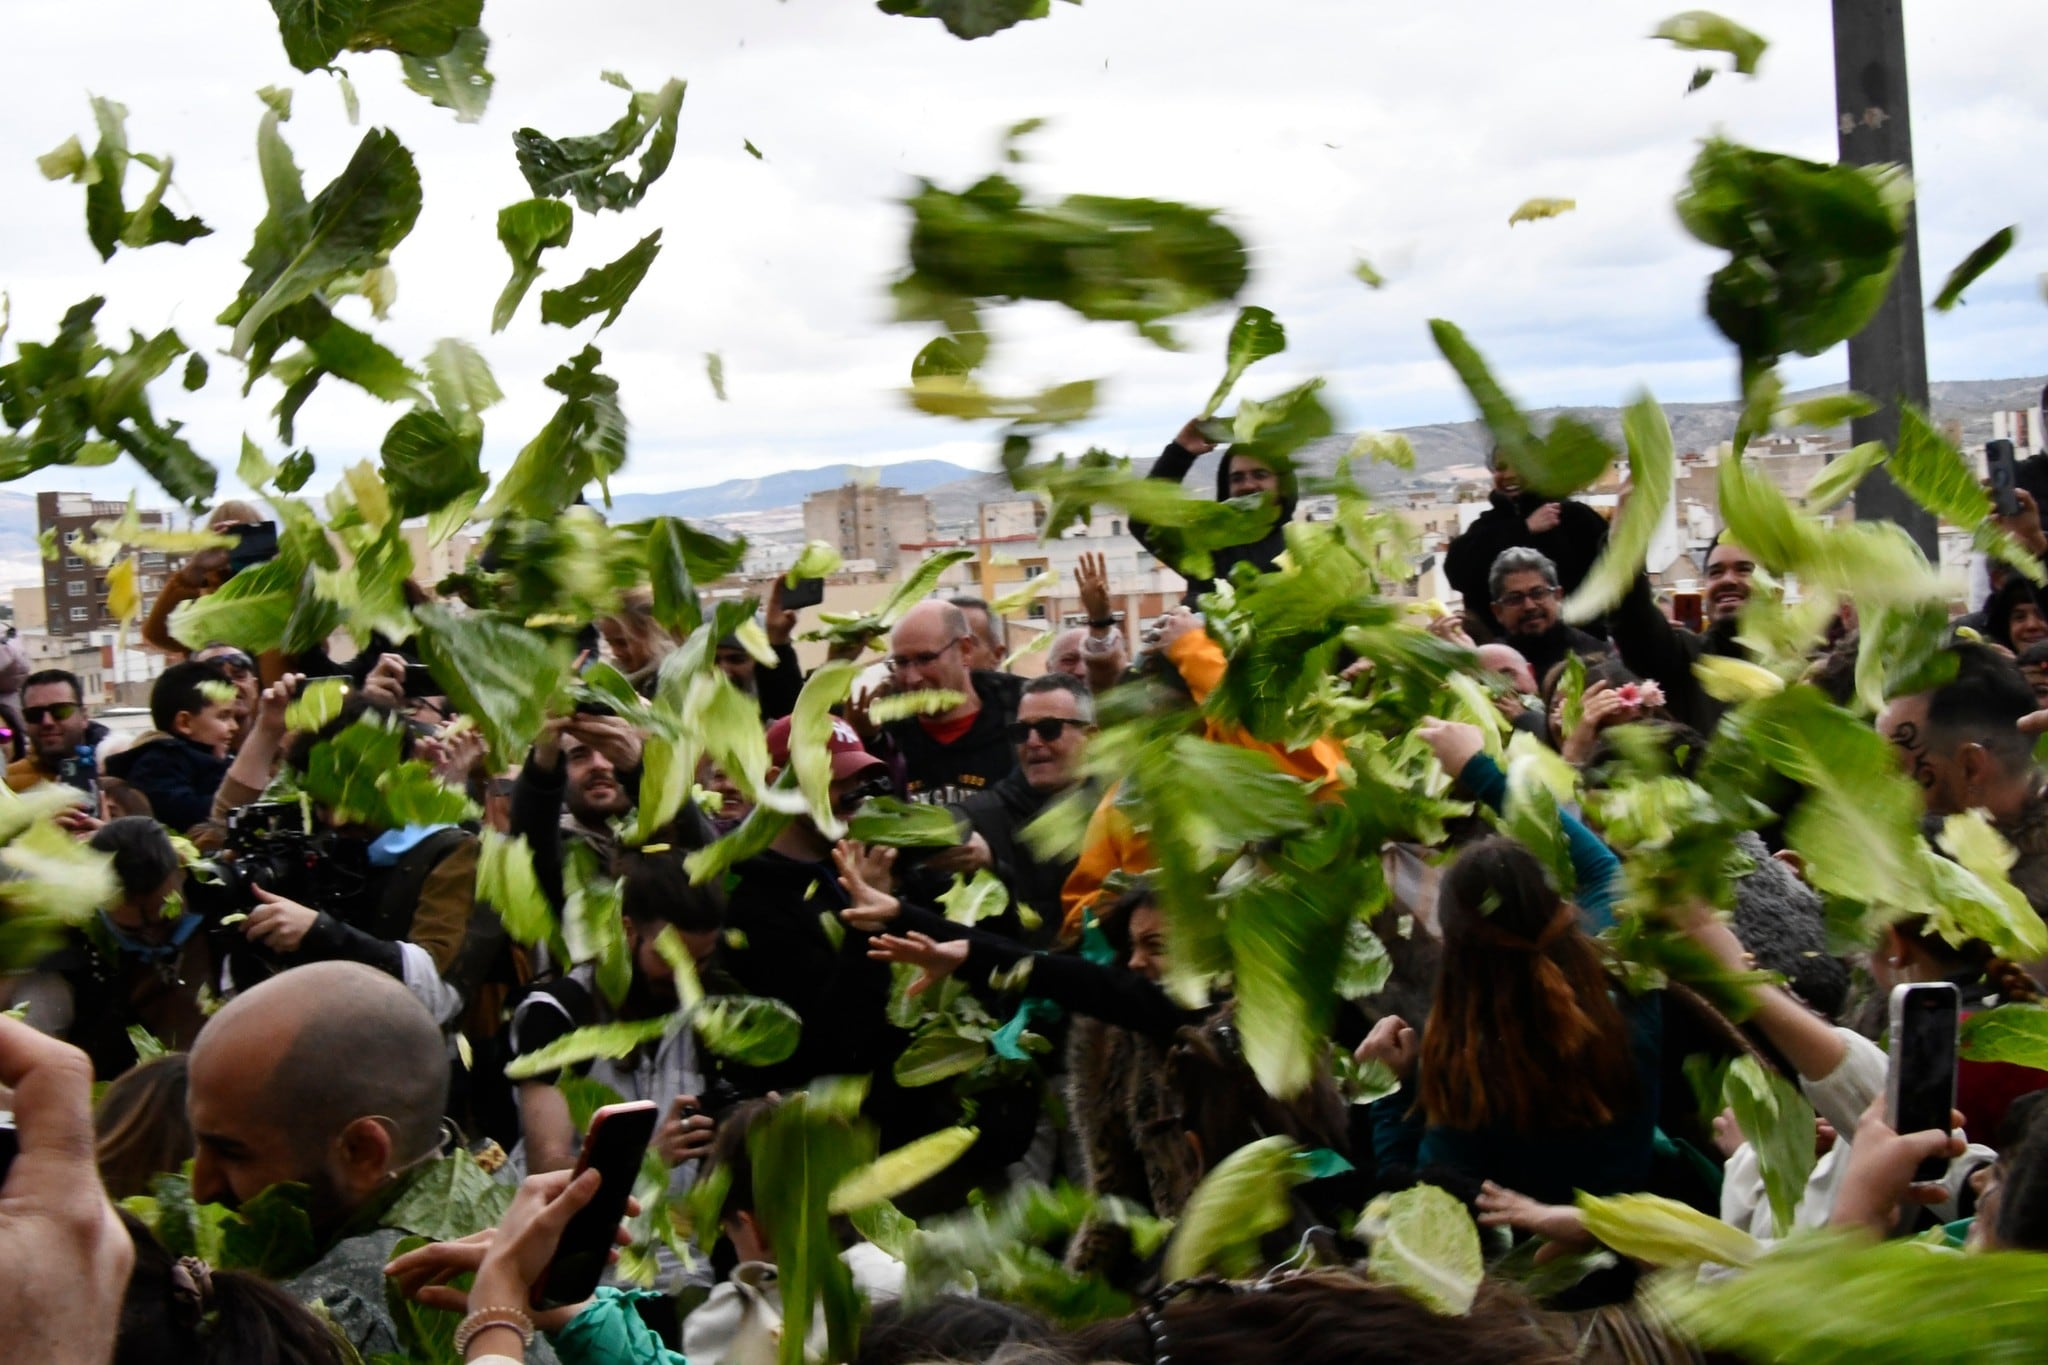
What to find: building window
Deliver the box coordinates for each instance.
[62,530,80,545]
[69,608,88,622]
[140,552,165,567]
[64,556,82,570]
[66,581,84,597]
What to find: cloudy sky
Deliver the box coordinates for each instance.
[2,1,2044,510]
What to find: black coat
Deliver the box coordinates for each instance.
[875,670,1021,804]
[1134,441,1296,605]
[1507,622,1610,685]
[948,770,1083,948]
[1609,572,1748,736]
[1443,491,1611,632]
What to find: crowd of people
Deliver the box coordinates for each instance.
[3,415,2048,1365]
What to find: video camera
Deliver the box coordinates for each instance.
[205,801,364,915]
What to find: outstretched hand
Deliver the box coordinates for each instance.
[866,931,968,997]
[1415,717,1485,780]
[834,841,900,930]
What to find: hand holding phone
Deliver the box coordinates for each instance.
[1887,982,1960,1182]
[1988,439,2020,519]
[530,1100,658,1310]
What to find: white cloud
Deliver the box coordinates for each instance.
[0,0,2042,511]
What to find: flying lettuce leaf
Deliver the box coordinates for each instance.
[876,0,1078,40]
[1932,811,2048,963]
[1802,440,1888,514]
[540,231,663,331]
[513,75,686,215]
[789,662,860,838]
[1201,306,1287,419]
[414,605,574,767]
[1429,320,1615,497]
[1891,404,2044,582]
[1723,1055,1817,1237]
[803,548,975,650]
[847,798,963,849]
[690,996,802,1066]
[1162,1135,1305,1281]
[1564,392,1674,622]
[400,25,493,123]
[479,346,628,521]
[1507,197,1576,226]
[167,557,301,653]
[906,376,1097,425]
[478,830,555,946]
[1931,225,2017,312]
[492,199,576,332]
[1360,1183,1484,1316]
[829,1126,978,1214]
[1651,11,1768,76]
[503,1017,673,1081]
[1961,1005,2048,1070]
[42,98,211,261]
[745,1081,876,1365]
[1576,1191,1761,1268]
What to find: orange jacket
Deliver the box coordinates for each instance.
[1058,631,1348,937]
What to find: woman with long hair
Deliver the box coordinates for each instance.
[1366,834,1659,1205]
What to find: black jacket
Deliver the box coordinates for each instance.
[1134,441,1295,605]
[948,770,1083,948]
[876,670,1021,805]
[1443,491,1610,632]
[105,733,231,834]
[1507,622,1609,685]
[1609,572,1747,736]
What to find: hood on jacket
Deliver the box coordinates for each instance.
[1213,447,1299,523]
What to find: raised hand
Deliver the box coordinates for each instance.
[865,931,969,997]
[833,840,901,930]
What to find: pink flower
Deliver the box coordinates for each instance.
[1615,680,1666,711]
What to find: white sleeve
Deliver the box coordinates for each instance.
[1801,1027,1888,1139]
[397,940,465,1026]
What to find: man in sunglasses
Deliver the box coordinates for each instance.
[869,600,1022,806]
[1487,547,1606,683]
[930,674,1098,947]
[6,670,106,795]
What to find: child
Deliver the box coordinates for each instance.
[105,659,237,833]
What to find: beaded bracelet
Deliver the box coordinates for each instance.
[453,1305,536,1355]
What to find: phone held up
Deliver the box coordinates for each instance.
[1987,438,2020,519]
[781,575,825,612]
[1886,981,1960,1182]
[530,1100,659,1311]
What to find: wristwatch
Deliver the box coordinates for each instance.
[1082,630,1123,657]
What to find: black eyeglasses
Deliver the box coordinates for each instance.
[1007,718,1085,744]
[1495,585,1557,609]
[886,638,963,673]
[23,703,80,724]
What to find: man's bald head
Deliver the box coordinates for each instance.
[1476,643,1538,696]
[189,963,447,1218]
[1049,628,1087,680]
[887,599,975,708]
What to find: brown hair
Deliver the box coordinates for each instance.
[95,1053,195,1201]
[1418,838,1637,1131]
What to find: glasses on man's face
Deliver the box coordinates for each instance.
[1008,718,1083,744]
[23,703,80,724]
[205,652,257,676]
[1496,585,1557,610]
[886,638,962,674]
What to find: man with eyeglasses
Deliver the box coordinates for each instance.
[1445,447,1611,638]
[929,673,1098,947]
[1487,547,1606,683]
[6,670,106,795]
[871,600,1022,805]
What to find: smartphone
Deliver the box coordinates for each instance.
[0,1115,15,1185]
[401,663,440,698]
[531,1099,659,1310]
[781,575,825,611]
[1887,982,1960,1182]
[1988,438,2020,518]
[227,521,281,574]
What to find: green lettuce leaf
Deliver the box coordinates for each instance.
[1201,305,1286,419]
[876,0,1077,40]
[513,75,686,215]
[1651,10,1768,75]
[691,995,802,1066]
[493,199,576,332]
[383,1149,515,1243]
[1564,393,1674,622]
[414,605,574,767]
[1930,225,2017,312]
[478,346,627,521]
[1360,1182,1483,1315]
[540,230,663,331]
[478,830,555,946]
[1724,1054,1817,1237]
[400,25,493,123]
[1163,1135,1306,1281]
[503,1017,672,1081]
[1577,1190,1761,1268]
[829,1126,979,1213]
[1429,319,1614,497]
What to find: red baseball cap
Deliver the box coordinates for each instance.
[764,715,887,782]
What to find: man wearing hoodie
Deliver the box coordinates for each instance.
[1137,420,1297,605]
[1445,447,1610,636]
[1609,535,1758,737]
[104,660,236,833]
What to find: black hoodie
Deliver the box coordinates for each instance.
[1134,440,1297,605]
[1443,490,1610,633]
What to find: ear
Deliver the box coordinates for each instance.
[335,1115,398,1189]
[1959,741,2000,794]
[171,709,196,737]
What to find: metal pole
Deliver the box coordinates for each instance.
[1833,0,1937,558]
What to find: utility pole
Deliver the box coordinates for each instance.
[1833,0,1938,557]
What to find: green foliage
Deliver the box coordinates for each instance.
[747,1080,878,1365]
[1931,225,2017,312]
[895,169,1247,358]
[129,1171,320,1280]
[380,340,499,520]
[502,1016,671,1081]
[1579,1190,1761,1268]
[1163,1134,1304,1281]
[400,25,494,123]
[384,1150,516,1243]
[1723,1054,1817,1237]
[1360,1183,1483,1316]
[691,995,802,1065]
[477,829,555,945]
[414,606,573,768]
[493,199,576,332]
[830,1127,979,1213]
[300,714,478,829]
[1653,1234,2048,1363]
[513,74,686,214]
[41,97,211,261]
[1201,305,1286,419]
[1429,320,1615,497]
[1676,137,1909,386]
[1961,1005,2048,1070]
[1005,447,1277,581]
[1564,393,1674,622]
[804,548,976,649]
[1892,404,2044,581]
[540,230,663,331]
[1651,11,1767,76]
[478,346,627,521]
[877,0,1079,41]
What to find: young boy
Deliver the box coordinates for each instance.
[104,660,238,833]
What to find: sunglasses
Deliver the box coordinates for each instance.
[1007,718,1085,744]
[205,651,257,676]
[23,703,80,724]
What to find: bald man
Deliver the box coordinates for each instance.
[187,962,493,1359]
[869,599,1021,804]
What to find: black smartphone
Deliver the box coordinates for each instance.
[228,521,281,574]
[401,663,440,698]
[1988,438,2020,518]
[0,1115,16,1185]
[531,1099,659,1310]
[781,575,825,611]
[1887,981,1960,1182]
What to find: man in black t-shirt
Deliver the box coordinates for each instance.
[869,600,1020,805]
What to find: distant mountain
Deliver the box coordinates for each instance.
[606,459,978,521]
[919,375,2048,524]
